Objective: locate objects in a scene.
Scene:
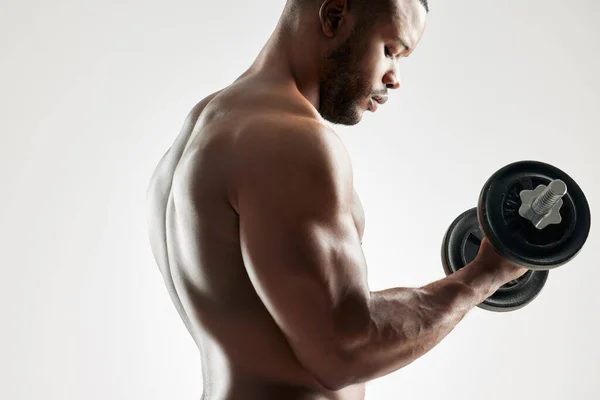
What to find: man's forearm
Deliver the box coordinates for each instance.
[336,260,507,387]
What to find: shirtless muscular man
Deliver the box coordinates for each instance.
[146,0,528,398]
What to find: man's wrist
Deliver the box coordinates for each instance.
[449,260,505,303]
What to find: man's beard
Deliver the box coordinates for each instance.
[318,27,373,125]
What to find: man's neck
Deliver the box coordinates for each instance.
[249,16,322,110]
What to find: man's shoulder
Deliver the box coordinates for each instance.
[215,81,340,150]
[197,83,352,186]
[231,112,354,215]
[239,113,349,170]
[247,113,331,140]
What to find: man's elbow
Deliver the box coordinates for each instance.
[308,353,355,391]
[316,375,349,392]
[312,297,371,390]
[296,340,362,392]
[297,295,372,391]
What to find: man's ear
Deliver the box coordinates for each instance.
[319,0,349,37]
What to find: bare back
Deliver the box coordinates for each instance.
[146,78,367,399]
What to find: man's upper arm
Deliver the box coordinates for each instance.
[235,118,371,388]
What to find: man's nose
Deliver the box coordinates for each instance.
[384,67,401,90]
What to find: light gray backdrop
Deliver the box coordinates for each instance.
[1,0,598,399]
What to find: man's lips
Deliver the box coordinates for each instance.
[369,95,388,112]
[372,95,388,105]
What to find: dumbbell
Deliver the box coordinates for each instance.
[441,160,591,312]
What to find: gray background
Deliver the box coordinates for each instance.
[1,0,598,399]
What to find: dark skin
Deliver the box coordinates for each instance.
[146,0,528,398]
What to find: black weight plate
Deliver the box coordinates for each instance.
[441,208,549,312]
[478,160,591,270]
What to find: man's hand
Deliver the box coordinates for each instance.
[475,238,529,283]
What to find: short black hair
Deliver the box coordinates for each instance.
[351,0,428,32]
[353,0,429,15]
[288,0,428,33]
[296,0,429,14]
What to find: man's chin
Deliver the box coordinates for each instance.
[320,106,363,126]
[323,115,361,126]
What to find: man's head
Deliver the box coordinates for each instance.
[287,0,428,125]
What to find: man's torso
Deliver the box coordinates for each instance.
[146,77,367,399]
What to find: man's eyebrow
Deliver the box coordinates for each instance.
[395,36,411,52]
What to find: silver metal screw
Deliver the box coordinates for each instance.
[531,180,568,215]
[519,179,568,230]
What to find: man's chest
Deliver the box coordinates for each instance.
[351,188,365,242]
